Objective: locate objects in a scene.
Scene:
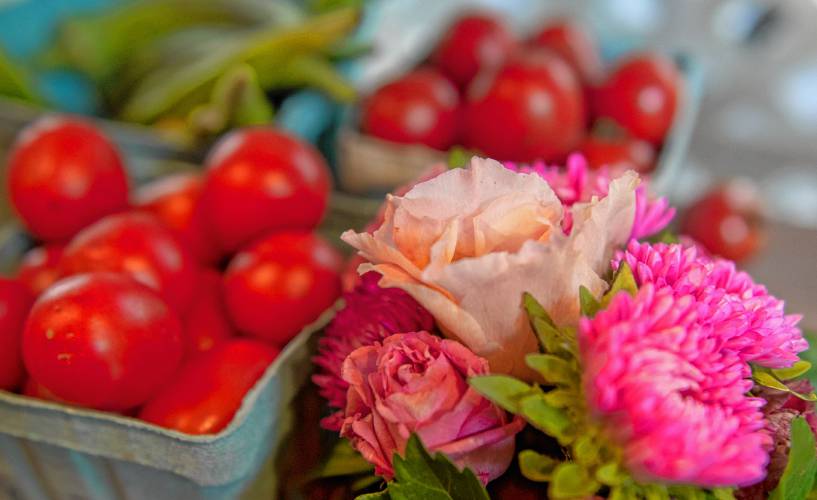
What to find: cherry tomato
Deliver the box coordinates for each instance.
[183,269,234,358]
[139,339,279,434]
[462,49,585,162]
[61,212,199,313]
[681,180,764,263]
[22,273,184,411]
[201,128,332,253]
[16,244,65,296]
[134,173,220,265]
[591,53,680,145]
[529,19,602,84]
[0,279,33,391]
[6,116,129,241]
[224,232,341,344]
[23,378,66,403]
[432,12,516,89]
[361,69,460,151]
[579,122,656,173]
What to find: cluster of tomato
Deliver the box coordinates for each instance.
[361,13,681,171]
[0,117,342,434]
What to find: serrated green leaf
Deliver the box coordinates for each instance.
[601,262,638,308]
[468,375,532,414]
[518,449,558,482]
[579,286,601,318]
[519,395,573,444]
[773,360,812,381]
[595,462,627,486]
[525,354,574,386]
[314,438,373,478]
[549,463,600,499]
[770,417,817,500]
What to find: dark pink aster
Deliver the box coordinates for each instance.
[313,271,435,430]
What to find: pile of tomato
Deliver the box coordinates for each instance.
[360,13,681,172]
[1,117,342,434]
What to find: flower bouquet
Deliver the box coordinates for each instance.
[308,155,816,499]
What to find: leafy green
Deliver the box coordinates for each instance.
[468,375,534,414]
[549,463,600,499]
[314,439,373,478]
[600,262,638,308]
[579,286,601,318]
[518,450,558,482]
[525,353,574,386]
[772,360,813,381]
[753,367,817,401]
[519,395,573,445]
[770,417,817,500]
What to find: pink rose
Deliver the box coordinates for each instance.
[340,331,524,484]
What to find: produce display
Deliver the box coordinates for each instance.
[358,14,681,171]
[1,115,342,434]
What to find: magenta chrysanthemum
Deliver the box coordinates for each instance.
[579,284,771,487]
[313,272,435,430]
[504,153,674,239]
[614,240,807,368]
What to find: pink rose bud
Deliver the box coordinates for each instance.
[340,331,524,484]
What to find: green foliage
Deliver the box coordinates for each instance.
[549,463,600,499]
[753,366,817,401]
[519,395,573,445]
[772,360,813,381]
[518,450,558,482]
[525,353,575,386]
[579,286,601,318]
[770,417,817,500]
[600,262,638,308]
[315,439,373,478]
[468,375,536,414]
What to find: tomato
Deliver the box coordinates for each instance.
[139,339,279,434]
[6,116,129,241]
[224,232,341,345]
[579,122,655,173]
[0,279,33,391]
[23,378,66,403]
[134,173,219,265]
[22,273,184,411]
[591,53,680,145]
[681,180,764,263]
[361,69,460,151]
[183,269,234,358]
[462,49,585,162]
[16,244,65,296]
[432,12,516,89]
[201,128,332,253]
[61,212,199,313]
[529,19,602,84]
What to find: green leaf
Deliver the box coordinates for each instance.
[468,375,533,414]
[595,462,627,486]
[801,330,817,388]
[579,286,601,318]
[389,435,490,500]
[356,491,390,500]
[549,463,600,499]
[601,262,638,308]
[541,388,579,408]
[517,450,558,482]
[646,229,680,244]
[770,417,817,500]
[519,395,573,445]
[523,292,556,327]
[773,360,813,381]
[754,369,817,401]
[531,317,572,356]
[446,147,470,169]
[525,354,574,386]
[314,439,373,478]
[710,488,736,500]
[573,434,599,465]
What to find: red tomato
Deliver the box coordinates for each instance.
[579,123,656,173]
[681,181,764,263]
[201,128,332,253]
[529,19,603,84]
[6,116,129,241]
[0,279,33,391]
[361,69,460,151]
[134,173,219,265]
[462,49,585,162]
[16,244,65,296]
[432,12,516,89]
[61,212,199,313]
[139,339,279,434]
[23,378,66,403]
[183,269,234,358]
[224,232,341,344]
[592,53,680,145]
[22,273,184,411]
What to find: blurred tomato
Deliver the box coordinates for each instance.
[23,378,66,403]
[579,122,656,173]
[224,232,341,345]
[183,269,234,358]
[139,339,279,434]
[61,212,199,313]
[529,19,602,84]
[432,12,516,89]
[134,173,219,265]
[591,54,680,145]
[681,180,764,263]
[463,49,584,162]
[6,116,129,241]
[201,128,331,253]
[22,273,184,411]
[361,69,460,150]
[16,244,65,296]
[0,279,33,391]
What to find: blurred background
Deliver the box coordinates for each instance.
[0,0,814,327]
